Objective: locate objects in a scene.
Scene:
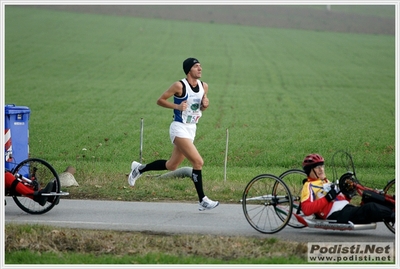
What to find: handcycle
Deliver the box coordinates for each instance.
[241,151,395,234]
[5,158,69,214]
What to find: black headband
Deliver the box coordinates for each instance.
[183,57,200,74]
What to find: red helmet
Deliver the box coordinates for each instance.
[302,153,324,169]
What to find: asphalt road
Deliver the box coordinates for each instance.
[4,197,395,243]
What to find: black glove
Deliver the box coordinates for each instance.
[325,185,337,202]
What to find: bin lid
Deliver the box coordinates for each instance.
[5,104,30,115]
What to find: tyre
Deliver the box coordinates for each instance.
[383,179,395,234]
[11,158,60,214]
[278,169,311,228]
[242,174,292,234]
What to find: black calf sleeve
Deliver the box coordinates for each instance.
[192,169,205,202]
[139,160,167,173]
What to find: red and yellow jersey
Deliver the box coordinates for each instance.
[300,177,348,219]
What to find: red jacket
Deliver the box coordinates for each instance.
[300,177,349,219]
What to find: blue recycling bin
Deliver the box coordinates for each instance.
[4,104,30,171]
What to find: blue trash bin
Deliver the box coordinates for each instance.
[4,104,30,171]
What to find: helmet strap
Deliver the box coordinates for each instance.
[311,168,318,179]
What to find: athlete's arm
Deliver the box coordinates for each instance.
[301,196,329,217]
[200,82,209,111]
[157,81,186,111]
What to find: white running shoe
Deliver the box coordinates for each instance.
[128,161,142,186]
[198,196,219,211]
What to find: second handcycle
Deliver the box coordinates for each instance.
[5,158,69,214]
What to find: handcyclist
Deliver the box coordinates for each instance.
[300,153,395,224]
[5,171,54,206]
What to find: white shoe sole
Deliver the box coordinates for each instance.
[128,161,141,186]
[198,201,219,211]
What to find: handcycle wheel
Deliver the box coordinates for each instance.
[278,169,311,228]
[11,158,61,214]
[242,174,292,234]
[383,179,395,234]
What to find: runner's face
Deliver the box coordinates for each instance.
[311,165,325,179]
[189,63,202,78]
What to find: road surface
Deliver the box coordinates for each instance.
[4,197,395,243]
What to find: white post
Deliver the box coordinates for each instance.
[224,128,229,182]
[140,118,144,163]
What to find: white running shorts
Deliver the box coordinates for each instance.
[169,121,197,144]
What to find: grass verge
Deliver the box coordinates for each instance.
[5,224,307,264]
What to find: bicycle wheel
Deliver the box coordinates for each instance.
[278,169,310,228]
[11,158,61,214]
[383,179,395,234]
[242,174,292,234]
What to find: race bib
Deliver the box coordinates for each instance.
[183,111,201,124]
[182,101,202,124]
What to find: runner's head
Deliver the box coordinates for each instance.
[183,57,200,75]
[302,153,325,177]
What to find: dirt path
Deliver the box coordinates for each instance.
[29,5,394,35]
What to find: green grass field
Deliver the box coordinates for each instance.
[5,6,395,185]
[3,5,396,265]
